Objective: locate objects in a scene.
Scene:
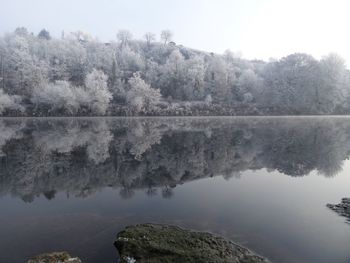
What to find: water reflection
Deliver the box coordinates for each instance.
[0,117,350,202]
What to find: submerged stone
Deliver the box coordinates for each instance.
[27,251,82,263]
[115,224,269,263]
[327,198,350,223]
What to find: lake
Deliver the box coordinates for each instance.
[0,117,350,263]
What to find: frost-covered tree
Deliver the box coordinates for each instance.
[237,69,260,102]
[126,72,161,114]
[144,32,156,47]
[38,29,51,40]
[14,27,29,36]
[1,28,350,116]
[31,80,81,114]
[117,46,145,80]
[84,69,112,115]
[109,58,118,88]
[205,55,229,102]
[144,58,160,88]
[184,56,206,100]
[0,89,23,114]
[160,30,173,44]
[319,53,348,113]
[1,33,46,96]
[31,70,112,116]
[39,36,88,85]
[117,30,133,47]
[85,40,115,73]
[160,49,187,99]
[261,53,321,113]
[62,38,88,85]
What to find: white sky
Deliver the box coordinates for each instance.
[1,0,350,65]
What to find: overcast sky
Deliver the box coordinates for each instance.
[1,0,350,65]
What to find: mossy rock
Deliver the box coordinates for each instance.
[327,197,350,223]
[115,224,269,263]
[27,251,82,263]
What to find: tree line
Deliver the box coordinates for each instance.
[0,27,349,116]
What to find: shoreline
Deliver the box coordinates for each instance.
[3,114,350,119]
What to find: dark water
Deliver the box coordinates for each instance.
[0,117,350,263]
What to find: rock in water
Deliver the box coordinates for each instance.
[27,251,82,263]
[327,198,350,223]
[115,224,269,263]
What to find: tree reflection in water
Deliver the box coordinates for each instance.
[0,117,349,202]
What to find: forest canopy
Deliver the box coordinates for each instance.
[0,27,349,116]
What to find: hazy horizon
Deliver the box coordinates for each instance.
[1,0,350,65]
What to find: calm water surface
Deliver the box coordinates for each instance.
[0,117,350,263]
